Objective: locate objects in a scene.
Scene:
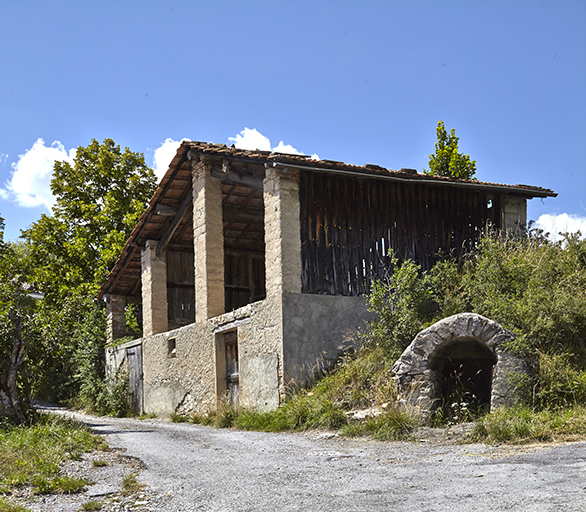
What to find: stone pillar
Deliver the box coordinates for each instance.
[501,195,527,235]
[192,161,225,321]
[141,240,168,336]
[105,294,126,343]
[264,165,302,296]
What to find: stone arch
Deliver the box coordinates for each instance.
[392,313,527,422]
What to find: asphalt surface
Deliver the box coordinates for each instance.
[47,406,586,512]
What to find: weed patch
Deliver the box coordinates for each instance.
[0,415,99,496]
[0,498,31,512]
[472,405,586,444]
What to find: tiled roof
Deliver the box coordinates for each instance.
[183,140,557,197]
[98,140,556,300]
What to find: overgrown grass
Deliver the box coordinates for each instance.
[472,405,586,444]
[0,415,99,496]
[0,498,31,512]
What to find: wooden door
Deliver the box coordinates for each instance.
[224,331,239,406]
[126,344,143,415]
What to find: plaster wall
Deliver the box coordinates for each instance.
[281,292,376,385]
[108,292,375,416]
[502,195,527,234]
[138,296,284,416]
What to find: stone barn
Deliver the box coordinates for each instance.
[99,141,555,416]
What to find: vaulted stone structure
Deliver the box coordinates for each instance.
[393,313,528,422]
[99,141,554,416]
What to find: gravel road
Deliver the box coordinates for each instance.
[36,407,586,511]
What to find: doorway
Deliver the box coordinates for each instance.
[216,330,239,406]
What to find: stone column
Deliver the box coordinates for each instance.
[192,161,225,321]
[263,165,302,296]
[141,240,168,336]
[105,294,126,343]
[501,195,527,235]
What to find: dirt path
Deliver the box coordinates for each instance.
[15,406,586,511]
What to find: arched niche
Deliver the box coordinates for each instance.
[392,313,527,423]
[429,337,497,410]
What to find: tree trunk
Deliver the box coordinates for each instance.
[4,310,27,424]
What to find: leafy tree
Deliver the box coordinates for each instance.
[0,224,40,423]
[23,139,157,298]
[9,140,157,411]
[425,120,477,180]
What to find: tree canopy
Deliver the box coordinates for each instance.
[23,139,157,299]
[425,120,477,180]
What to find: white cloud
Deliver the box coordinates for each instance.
[272,141,302,155]
[153,138,190,181]
[228,128,319,160]
[2,139,75,210]
[535,213,586,241]
[229,128,272,151]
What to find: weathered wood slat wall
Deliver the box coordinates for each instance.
[224,253,266,312]
[299,171,499,296]
[166,251,195,327]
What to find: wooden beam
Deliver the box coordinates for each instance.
[224,248,265,259]
[156,191,193,257]
[156,204,177,216]
[211,166,264,191]
[223,206,263,224]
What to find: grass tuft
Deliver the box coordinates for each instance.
[121,473,145,495]
[82,500,103,511]
[169,413,190,423]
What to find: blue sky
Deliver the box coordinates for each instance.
[1,1,585,242]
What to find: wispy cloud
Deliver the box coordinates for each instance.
[152,138,190,181]
[2,139,75,210]
[535,213,586,241]
[228,128,319,159]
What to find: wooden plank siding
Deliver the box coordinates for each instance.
[299,171,499,296]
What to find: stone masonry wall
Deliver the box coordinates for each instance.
[141,240,168,336]
[263,165,302,296]
[138,296,283,416]
[192,161,225,321]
